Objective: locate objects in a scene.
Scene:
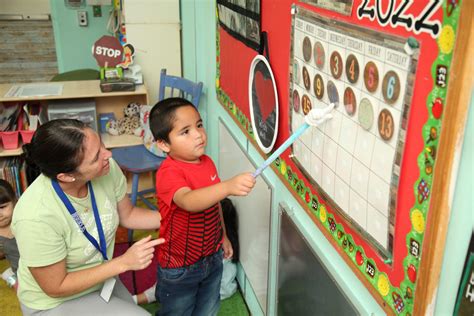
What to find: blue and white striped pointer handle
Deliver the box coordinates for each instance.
[252,123,309,178]
[252,102,336,178]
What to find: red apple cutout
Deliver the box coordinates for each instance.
[407,264,417,283]
[356,250,364,266]
[432,98,443,119]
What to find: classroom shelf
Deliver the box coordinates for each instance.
[0,133,144,158]
[101,133,143,148]
[0,146,23,157]
[0,80,149,158]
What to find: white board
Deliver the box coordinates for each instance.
[218,121,272,314]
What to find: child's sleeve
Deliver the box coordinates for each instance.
[156,166,188,207]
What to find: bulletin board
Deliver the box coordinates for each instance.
[216,1,471,315]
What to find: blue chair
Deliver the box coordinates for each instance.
[111,69,203,243]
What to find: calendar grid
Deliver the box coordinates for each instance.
[289,10,418,255]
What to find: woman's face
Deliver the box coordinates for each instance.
[0,201,14,228]
[74,128,112,181]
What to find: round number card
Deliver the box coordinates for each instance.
[249,55,279,154]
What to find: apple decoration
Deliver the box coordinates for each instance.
[407,264,417,283]
[432,98,443,119]
[305,191,311,203]
[356,250,364,266]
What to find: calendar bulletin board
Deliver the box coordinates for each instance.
[216,1,472,315]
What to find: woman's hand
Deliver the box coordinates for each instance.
[120,235,165,271]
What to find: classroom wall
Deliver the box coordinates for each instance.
[0,0,50,14]
[181,1,383,315]
[49,0,112,73]
[181,1,472,315]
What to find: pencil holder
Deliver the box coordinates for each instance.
[1,131,19,150]
[20,130,35,144]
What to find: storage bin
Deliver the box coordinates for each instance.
[20,130,35,144]
[1,131,19,150]
[47,98,98,132]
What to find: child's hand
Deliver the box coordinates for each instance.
[226,172,256,196]
[222,236,233,259]
[120,235,165,271]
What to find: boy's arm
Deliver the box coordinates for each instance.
[219,202,233,259]
[173,172,255,212]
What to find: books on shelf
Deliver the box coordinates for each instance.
[0,157,28,199]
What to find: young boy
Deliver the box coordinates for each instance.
[149,97,256,316]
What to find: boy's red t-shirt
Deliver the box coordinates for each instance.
[155,155,223,268]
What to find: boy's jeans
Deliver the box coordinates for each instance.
[155,249,224,316]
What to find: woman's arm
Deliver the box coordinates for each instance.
[117,195,162,230]
[29,235,163,298]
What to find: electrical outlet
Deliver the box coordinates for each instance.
[77,11,88,27]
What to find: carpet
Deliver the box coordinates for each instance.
[140,289,250,316]
[0,259,21,315]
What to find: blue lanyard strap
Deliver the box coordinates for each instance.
[52,180,108,260]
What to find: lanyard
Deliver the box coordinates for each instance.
[52,180,108,260]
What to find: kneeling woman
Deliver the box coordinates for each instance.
[12,119,164,315]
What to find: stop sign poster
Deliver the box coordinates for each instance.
[93,35,123,67]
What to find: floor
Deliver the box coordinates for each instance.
[0,257,249,316]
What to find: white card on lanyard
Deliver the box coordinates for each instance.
[100,277,116,302]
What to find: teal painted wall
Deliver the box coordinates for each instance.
[50,0,112,73]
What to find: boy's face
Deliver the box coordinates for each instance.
[159,105,207,163]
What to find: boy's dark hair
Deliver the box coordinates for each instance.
[0,179,16,204]
[149,97,196,143]
[22,119,86,179]
[221,198,239,263]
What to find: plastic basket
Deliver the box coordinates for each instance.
[20,130,35,144]
[1,131,19,150]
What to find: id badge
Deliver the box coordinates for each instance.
[100,277,116,302]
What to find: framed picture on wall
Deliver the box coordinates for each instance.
[249,55,279,153]
[217,0,261,51]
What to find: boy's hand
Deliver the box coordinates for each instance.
[222,236,233,259]
[226,172,256,196]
